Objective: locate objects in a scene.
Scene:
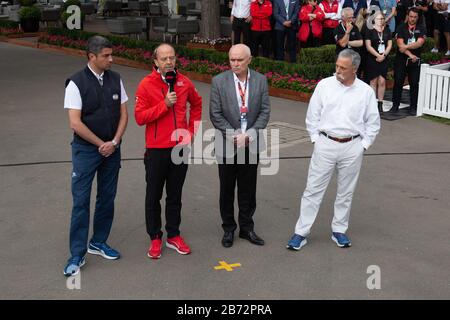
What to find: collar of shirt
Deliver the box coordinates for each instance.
[87,64,104,82]
[157,69,169,86]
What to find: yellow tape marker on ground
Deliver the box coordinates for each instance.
[214,261,242,272]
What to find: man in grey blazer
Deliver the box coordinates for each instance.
[209,44,271,248]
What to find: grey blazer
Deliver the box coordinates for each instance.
[209,69,271,158]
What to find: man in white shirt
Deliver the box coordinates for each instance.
[230,0,252,45]
[287,49,380,251]
[63,36,129,276]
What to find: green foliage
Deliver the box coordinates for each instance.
[44,28,335,80]
[298,44,336,64]
[0,20,20,29]
[422,37,435,53]
[421,52,445,64]
[18,6,41,20]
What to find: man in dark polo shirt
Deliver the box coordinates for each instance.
[335,7,364,55]
[335,7,364,75]
[63,35,129,276]
[388,7,426,116]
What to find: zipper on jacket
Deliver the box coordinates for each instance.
[172,102,178,142]
[154,120,158,139]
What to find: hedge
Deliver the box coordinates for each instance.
[0,20,20,29]
[45,27,334,80]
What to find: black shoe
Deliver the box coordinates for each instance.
[239,231,265,246]
[387,106,399,114]
[222,231,234,248]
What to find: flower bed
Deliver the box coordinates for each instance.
[0,27,23,36]
[38,28,323,98]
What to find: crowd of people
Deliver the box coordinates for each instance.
[230,0,446,115]
[230,0,450,57]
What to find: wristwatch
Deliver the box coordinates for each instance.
[112,139,118,147]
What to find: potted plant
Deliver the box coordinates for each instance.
[19,5,41,33]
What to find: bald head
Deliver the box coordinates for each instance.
[229,44,252,80]
[229,44,252,58]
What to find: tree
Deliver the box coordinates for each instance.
[200,0,220,39]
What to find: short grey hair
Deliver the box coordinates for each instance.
[86,36,112,58]
[341,7,354,18]
[338,49,361,69]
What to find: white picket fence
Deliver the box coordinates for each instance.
[417,62,450,118]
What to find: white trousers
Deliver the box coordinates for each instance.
[294,134,365,236]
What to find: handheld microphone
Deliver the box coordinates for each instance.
[165,70,177,92]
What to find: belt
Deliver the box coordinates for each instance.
[320,132,360,143]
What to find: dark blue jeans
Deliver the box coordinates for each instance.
[69,142,121,257]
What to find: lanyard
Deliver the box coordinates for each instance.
[237,74,248,114]
[408,25,415,38]
[377,30,384,44]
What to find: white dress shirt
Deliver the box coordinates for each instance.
[233,70,250,112]
[64,64,128,110]
[231,0,251,18]
[306,75,380,150]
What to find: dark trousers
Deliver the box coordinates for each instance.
[251,31,271,58]
[144,148,188,240]
[392,59,420,112]
[70,142,121,257]
[275,28,297,63]
[232,18,251,45]
[218,150,258,233]
[322,27,335,45]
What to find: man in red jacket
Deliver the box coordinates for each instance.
[250,0,273,58]
[135,43,202,259]
[319,0,340,45]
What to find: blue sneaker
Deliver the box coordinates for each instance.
[63,256,86,277]
[88,241,120,260]
[331,232,351,248]
[286,233,307,251]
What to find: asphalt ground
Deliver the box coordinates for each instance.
[1,41,450,300]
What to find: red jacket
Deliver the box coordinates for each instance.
[250,0,272,31]
[298,4,325,42]
[320,0,339,29]
[135,68,202,148]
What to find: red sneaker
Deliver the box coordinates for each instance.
[166,235,191,255]
[147,238,162,259]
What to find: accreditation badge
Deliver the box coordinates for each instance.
[407,37,416,45]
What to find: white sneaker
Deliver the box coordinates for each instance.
[445,50,450,56]
[431,48,439,53]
